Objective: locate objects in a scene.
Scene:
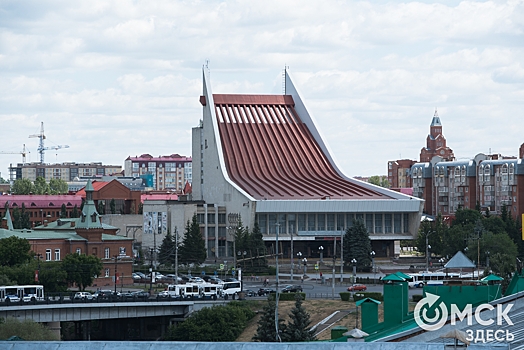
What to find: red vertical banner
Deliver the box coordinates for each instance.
[116,273,120,282]
[34,270,39,282]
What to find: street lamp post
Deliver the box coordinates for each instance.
[275,222,280,342]
[290,224,294,282]
[302,258,307,276]
[174,227,179,285]
[351,259,357,284]
[486,251,490,269]
[149,247,154,294]
[425,231,434,272]
[319,246,324,264]
[370,251,376,285]
[113,255,118,293]
[35,253,42,283]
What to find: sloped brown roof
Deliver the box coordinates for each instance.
[213,94,390,200]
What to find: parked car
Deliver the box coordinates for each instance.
[347,284,367,292]
[165,274,184,283]
[5,294,20,303]
[74,291,94,300]
[281,285,303,293]
[202,275,223,284]
[132,290,150,300]
[132,273,142,281]
[189,277,204,283]
[134,272,146,279]
[257,288,275,296]
[224,278,238,282]
[157,291,170,299]
[93,290,114,300]
[243,289,256,297]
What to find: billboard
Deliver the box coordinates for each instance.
[143,212,167,235]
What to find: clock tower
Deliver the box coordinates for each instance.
[419,109,455,162]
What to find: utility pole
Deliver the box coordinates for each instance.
[113,255,118,293]
[149,247,154,294]
[175,226,179,285]
[340,229,344,283]
[275,222,280,342]
[290,223,294,282]
[332,237,336,299]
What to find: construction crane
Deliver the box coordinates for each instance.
[29,122,70,164]
[0,144,29,164]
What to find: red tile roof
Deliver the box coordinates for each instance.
[213,94,390,200]
[75,181,109,197]
[141,194,179,202]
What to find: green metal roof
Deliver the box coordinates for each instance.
[481,273,504,282]
[382,274,406,281]
[356,297,381,306]
[0,229,86,241]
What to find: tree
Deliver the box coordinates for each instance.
[71,205,79,218]
[60,204,67,218]
[97,201,105,215]
[163,302,254,341]
[343,219,372,270]
[0,317,59,340]
[368,175,390,188]
[34,176,50,195]
[0,236,32,266]
[11,178,34,194]
[12,203,31,229]
[62,253,103,291]
[253,301,287,342]
[158,230,175,266]
[110,198,116,214]
[179,214,206,265]
[49,178,68,194]
[284,293,316,342]
[38,261,68,293]
[249,221,267,268]
[415,216,446,257]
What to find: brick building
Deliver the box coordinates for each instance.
[0,180,134,286]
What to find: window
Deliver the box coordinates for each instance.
[54,249,60,261]
[336,214,345,231]
[384,214,392,233]
[207,213,215,224]
[105,269,110,278]
[317,214,325,231]
[257,214,267,234]
[307,214,315,231]
[197,213,205,224]
[366,214,373,233]
[394,213,401,233]
[208,226,215,238]
[218,213,226,224]
[374,214,382,233]
[327,214,335,231]
[288,214,296,233]
[105,248,110,259]
[46,249,51,261]
[76,248,81,254]
[298,214,306,232]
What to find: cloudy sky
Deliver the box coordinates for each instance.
[1,0,523,181]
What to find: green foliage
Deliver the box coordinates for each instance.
[97,201,105,215]
[234,220,268,270]
[368,175,390,188]
[62,253,103,290]
[110,198,116,214]
[489,252,515,292]
[11,203,31,229]
[34,176,50,195]
[60,204,67,218]
[11,178,34,194]
[412,294,423,302]
[0,317,59,341]
[72,205,79,218]
[339,292,351,301]
[0,236,32,266]
[343,219,372,270]
[49,178,68,194]
[39,261,68,293]
[352,292,383,302]
[268,292,306,301]
[179,214,206,265]
[415,216,447,257]
[0,274,14,285]
[253,300,287,342]
[158,230,176,266]
[163,302,255,341]
[284,293,316,342]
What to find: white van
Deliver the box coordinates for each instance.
[221,281,242,299]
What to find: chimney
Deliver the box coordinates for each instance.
[70,221,75,228]
[44,220,48,227]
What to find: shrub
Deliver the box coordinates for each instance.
[339,292,351,301]
[412,294,423,302]
[268,292,306,301]
[352,292,383,302]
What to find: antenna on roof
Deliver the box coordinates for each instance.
[205,59,210,74]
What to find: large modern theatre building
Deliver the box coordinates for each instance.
[192,68,423,260]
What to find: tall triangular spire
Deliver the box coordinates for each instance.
[3,203,14,231]
[77,180,103,229]
[431,108,442,126]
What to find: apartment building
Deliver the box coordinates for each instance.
[9,162,122,182]
[124,154,192,192]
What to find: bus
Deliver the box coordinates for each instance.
[0,285,44,302]
[407,271,463,288]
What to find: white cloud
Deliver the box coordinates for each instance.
[1,0,524,178]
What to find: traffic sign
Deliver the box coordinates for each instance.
[314,264,319,270]
[220,264,224,270]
